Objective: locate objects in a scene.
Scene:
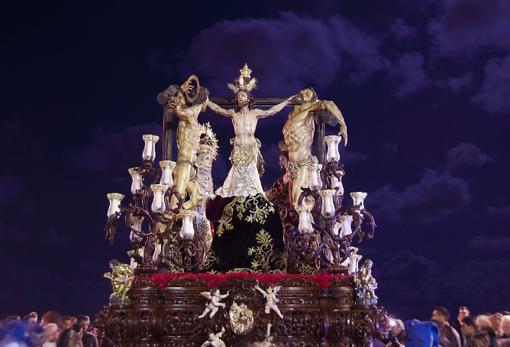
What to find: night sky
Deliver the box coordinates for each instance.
[1,1,509,321]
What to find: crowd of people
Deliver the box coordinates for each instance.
[1,306,509,347]
[0,312,98,347]
[385,307,510,347]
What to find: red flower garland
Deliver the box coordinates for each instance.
[148,272,350,288]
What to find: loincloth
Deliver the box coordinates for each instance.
[230,139,265,175]
[286,156,315,179]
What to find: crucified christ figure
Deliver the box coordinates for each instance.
[207,84,294,198]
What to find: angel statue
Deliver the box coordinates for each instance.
[354,259,378,306]
[201,327,226,347]
[198,288,230,319]
[103,259,134,303]
[254,282,284,319]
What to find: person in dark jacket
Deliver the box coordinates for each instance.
[76,316,98,347]
[452,306,470,347]
[431,307,461,347]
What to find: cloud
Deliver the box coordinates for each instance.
[376,250,441,317]
[341,149,368,164]
[389,18,417,41]
[444,143,494,171]
[68,122,161,172]
[467,234,510,256]
[472,54,510,114]
[444,259,510,312]
[369,169,470,223]
[183,12,386,96]
[428,0,510,55]
[388,52,429,97]
[445,73,474,92]
[0,173,23,207]
[485,205,510,217]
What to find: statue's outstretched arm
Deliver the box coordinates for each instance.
[207,100,234,118]
[256,96,293,119]
[321,101,348,146]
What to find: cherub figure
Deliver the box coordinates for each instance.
[103,259,134,302]
[254,282,284,319]
[201,327,226,347]
[198,289,229,319]
[354,259,378,306]
[340,246,363,275]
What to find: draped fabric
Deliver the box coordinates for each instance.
[206,194,285,272]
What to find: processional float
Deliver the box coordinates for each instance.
[97,65,390,346]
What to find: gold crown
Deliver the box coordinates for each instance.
[240,63,252,79]
[228,63,257,93]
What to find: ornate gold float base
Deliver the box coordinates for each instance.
[96,273,387,347]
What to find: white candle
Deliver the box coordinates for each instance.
[150,184,168,213]
[320,189,336,218]
[106,193,125,217]
[297,205,314,233]
[179,210,196,239]
[128,167,143,194]
[159,160,176,187]
[308,161,323,190]
[324,135,342,163]
[142,134,160,161]
[350,192,368,210]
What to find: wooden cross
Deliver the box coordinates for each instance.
[157,97,338,164]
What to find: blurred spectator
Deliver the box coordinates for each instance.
[461,316,490,347]
[62,316,74,331]
[42,323,59,347]
[77,315,98,347]
[490,313,503,337]
[404,319,440,347]
[385,318,406,346]
[452,306,470,347]
[502,315,510,338]
[57,317,75,347]
[431,306,461,347]
[41,311,63,328]
[69,323,84,347]
[23,312,38,325]
[474,314,498,347]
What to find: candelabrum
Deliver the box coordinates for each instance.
[104,134,209,274]
[288,135,377,274]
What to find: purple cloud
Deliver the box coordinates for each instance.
[369,169,471,223]
[485,205,510,217]
[467,234,510,255]
[444,259,510,313]
[341,149,368,164]
[68,122,161,172]
[183,12,386,96]
[472,54,510,114]
[429,0,510,55]
[0,173,23,207]
[389,18,417,41]
[444,143,494,171]
[445,73,474,92]
[388,52,429,97]
[377,250,441,316]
